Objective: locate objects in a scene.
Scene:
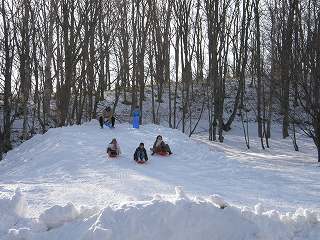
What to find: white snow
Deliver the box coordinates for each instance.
[0,120,319,239]
[0,187,319,240]
[39,203,80,229]
[208,194,228,209]
[0,188,28,234]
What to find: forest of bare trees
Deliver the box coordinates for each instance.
[0,0,319,162]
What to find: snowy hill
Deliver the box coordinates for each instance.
[0,121,319,239]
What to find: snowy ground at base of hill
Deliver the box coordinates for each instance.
[0,121,319,239]
[0,187,319,240]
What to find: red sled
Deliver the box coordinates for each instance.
[136,160,147,164]
[108,153,118,158]
[156,151,169,156]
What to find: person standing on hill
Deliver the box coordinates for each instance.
[99,106,115,128]
[132,106,140,129]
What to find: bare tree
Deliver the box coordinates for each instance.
[42,0,56,131]
[1,0,14,152]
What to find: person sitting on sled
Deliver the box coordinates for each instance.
[151,135,172,155]
[107,138,121,157]
[134,143,148,163]
[99,106,115,128]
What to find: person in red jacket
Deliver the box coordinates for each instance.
[107,138,121,157]
[151,135,172,155]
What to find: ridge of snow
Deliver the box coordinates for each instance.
[1,188,319,240]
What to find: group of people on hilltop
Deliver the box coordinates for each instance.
[99,106,140,129]
[106,135,172,164]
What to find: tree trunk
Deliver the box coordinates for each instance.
[0,128,3,160]
[173,27,179,128]
[43,0,55,129]
[149,47,156,124]
[2,0,13,151]
[19,0,31,140]
[280,0,297,138]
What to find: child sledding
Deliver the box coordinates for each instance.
[105,135,172,163]
[134,143,148,164]
[107,138,121,158]
[151,135,172,156]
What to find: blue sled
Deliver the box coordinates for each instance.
[104,122,113,128]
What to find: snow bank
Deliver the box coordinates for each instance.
[1,188,319,240]
[39,203,80,229]
[0,188,28,235]
[82,187,320,240]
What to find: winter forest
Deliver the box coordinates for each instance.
[0,0,319,160]
[1,0,320,239]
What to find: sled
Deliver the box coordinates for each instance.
[135,159,147,164]
[150,148,169,156]
[104,121,113,128]
[157,151,169,156]
[108,152,118,158]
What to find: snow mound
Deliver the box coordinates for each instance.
[1,188,319,240]
[39,203,80,229]
[82,225,112,240]
[0,188,29,235]
[6,228,33,240]
[209,194,228,209]
[86,190,255,240]
[84,188,319,240]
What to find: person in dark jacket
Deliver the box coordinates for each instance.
[99,106,115,128]
[134,143,148,163]
[151,135,172,155]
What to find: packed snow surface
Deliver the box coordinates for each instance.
[0,121,319,239]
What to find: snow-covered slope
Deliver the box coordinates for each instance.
[0,121,319,239]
